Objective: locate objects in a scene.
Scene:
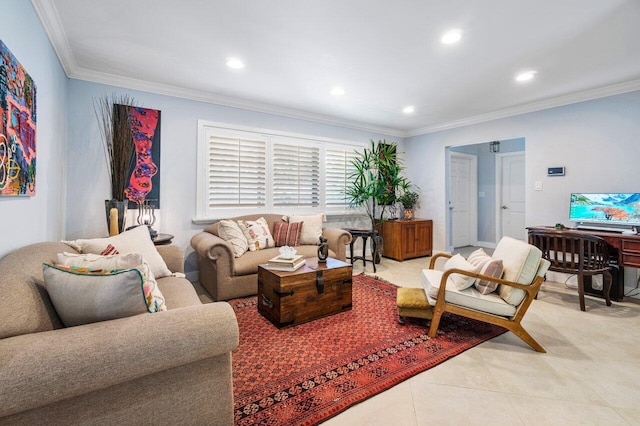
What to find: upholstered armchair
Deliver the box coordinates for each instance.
[422,237,551,352]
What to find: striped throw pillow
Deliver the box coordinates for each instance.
[467,249,504,294]
[273,221,303,247]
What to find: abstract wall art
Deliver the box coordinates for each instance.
[0,39,37,196]
[120,105,161,208]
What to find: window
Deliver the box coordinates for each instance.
[196,121,365,221]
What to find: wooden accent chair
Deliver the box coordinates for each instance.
[528,229,612,311]
[422,237,550,352]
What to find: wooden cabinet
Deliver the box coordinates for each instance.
[381,219,432,261]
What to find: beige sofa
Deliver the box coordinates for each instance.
[191,214,352,301]
[0,242,239,425]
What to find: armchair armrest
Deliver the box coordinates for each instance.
[156,244,184,273]
[429,252,453,270]
[322,228,352,262]
[435,268,544,308]
[0,303,239,417]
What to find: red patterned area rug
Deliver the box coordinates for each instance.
[230,274,506,426]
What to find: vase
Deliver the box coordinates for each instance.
[403,208,414,220]
[105,199,128,235]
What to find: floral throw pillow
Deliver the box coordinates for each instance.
[237,217,275,252]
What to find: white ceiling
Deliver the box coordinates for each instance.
[33,0,640,136]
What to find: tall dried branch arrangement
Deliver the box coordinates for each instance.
[94,94,136,201]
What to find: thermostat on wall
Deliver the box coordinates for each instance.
[547,167,565,176]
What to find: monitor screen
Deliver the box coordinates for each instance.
[569,193,640,226]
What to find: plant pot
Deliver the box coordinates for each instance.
[403,208,414,220]
[105,199,128,235]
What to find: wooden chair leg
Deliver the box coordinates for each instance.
[577,274,586,311]
[509,323,546,353]
[603,270,612,307]
[428,307,444,338]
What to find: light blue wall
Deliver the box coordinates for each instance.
[406,91,640,253]
[66,79,403,277]
[451,138,525,243]
[0,0,68,259]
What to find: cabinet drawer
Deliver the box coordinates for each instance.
[622,239,640,254]
[622,253,640,268]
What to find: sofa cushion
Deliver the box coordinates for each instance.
[63,225,172,279]
[233,245,335,276]
[491,237,543,305]
[273,221,303,247]
[422,269,516,317]
[237,217,275,252]
[156,276,202,308]
[467,249,503,295]
[43,263,165,327]
[443,254,477,290]
[286,213,324,245]
[218,219,248,258]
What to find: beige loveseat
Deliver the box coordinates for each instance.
[0,242,239,425]
[191,214,352,301]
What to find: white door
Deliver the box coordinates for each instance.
[498,153,526,241]
[450,153,477,247]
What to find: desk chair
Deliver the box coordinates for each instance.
[528,229,612,311]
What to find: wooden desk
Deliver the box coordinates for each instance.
[528,226,640,301]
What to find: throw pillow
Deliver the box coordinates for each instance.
[286,213,325,245]
[218,219,248,257]
[56,252,143,270]
[273,221,303,247]
[63,225,172,278]
[443,253,477,290]
[237,217,275,252]
[467,248,504,294]
[55,252,167,311]
[43,262,165,327]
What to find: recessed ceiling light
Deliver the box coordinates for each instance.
[441,29,462,45]
[226,57,245,70]
[403,106,415,114]
[515,70,537,82]
[330,86,345,96]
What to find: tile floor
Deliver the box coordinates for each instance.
[322,255,640,425]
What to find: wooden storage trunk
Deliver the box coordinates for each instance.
[258,257,353,327]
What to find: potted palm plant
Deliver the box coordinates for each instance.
[346,140,413,262]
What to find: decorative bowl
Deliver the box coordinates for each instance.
[279,246,297,259]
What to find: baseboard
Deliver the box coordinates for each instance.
[475,241,497,249]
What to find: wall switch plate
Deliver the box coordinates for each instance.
[535,181,543,191]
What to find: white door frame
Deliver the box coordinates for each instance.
[495,151,525,242]
[449,151,478,249]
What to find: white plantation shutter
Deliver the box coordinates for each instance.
[325,147,359,209]
[196,121,367,220]
[208,135,266,207]
[273,142,320,207]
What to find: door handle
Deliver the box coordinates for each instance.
[501,205,509,209]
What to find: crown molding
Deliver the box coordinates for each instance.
[406,79,640,137]
[30,0,77,76]
[68,68,406,138]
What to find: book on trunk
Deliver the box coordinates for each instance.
[262,255,306,271]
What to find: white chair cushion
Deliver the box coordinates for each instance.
[421,269,516,317]
[491,237,543,306]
